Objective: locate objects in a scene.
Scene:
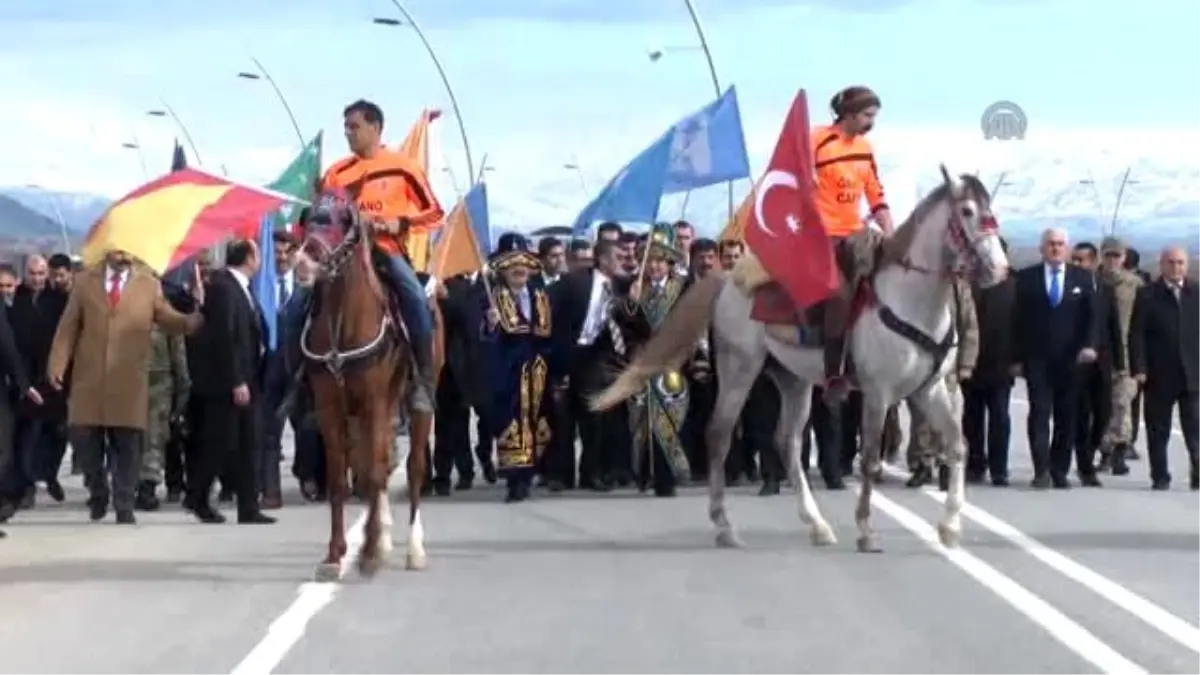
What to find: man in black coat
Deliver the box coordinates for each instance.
[1012,228,1099,489]
[963,238,1017,486]
[1129,245,1199,490]
[186,240,276,524]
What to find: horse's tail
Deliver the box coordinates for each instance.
[588,273,725,412]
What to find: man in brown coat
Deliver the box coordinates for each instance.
[48,250,203,524]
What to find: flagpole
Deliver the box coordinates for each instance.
[375,2,476,181]
[239,57,306,150]
[681,0,734,222]
[147,100,204,166]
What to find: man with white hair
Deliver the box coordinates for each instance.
[1012,227,1100,489]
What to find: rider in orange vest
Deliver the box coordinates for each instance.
[813,86,894,400]
[320,99,445,413]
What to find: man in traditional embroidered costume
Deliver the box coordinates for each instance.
[622,225,691,497]
[481,234,559,503]
[812,86,895,401]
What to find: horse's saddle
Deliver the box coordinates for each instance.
[731,246,881,348]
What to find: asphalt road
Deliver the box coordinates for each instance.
[1,388,1197,674]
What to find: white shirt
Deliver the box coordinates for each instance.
[578,270,613,346]
[105,266,129,295]
[227,267,255,308]
[542,273,560,287]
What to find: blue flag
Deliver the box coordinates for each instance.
[251,216,279,350]
[464,181,492,249]
[572,86,749,234]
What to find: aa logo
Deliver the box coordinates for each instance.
[980,101,1027,140]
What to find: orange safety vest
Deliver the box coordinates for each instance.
[320,147,444,256]
[811,125,889,239]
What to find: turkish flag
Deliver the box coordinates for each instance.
[744,89,840,311]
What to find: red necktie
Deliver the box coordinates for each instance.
[108,272,122,308]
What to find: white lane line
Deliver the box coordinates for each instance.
[870,488,1149,674]
[229,509,368,675]
[918,484,1200,654]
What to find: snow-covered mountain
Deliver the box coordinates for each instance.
[5,127,1197,251]
[0,187,110,234]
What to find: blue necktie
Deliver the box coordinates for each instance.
[278,278,290,309]
[1049,267,1062,307]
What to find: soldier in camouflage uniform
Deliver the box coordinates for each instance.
[906,277,980,489]
[1096,236,1142,475]
[136,322,191,511]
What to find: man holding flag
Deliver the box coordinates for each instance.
[745,86,894,402]
[321,99,445,417]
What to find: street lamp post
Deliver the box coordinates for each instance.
[651,0,734,221]
[23,183,71,254]
[121,139,150,180]
[237,57,306,149]
[563,162,590,197]
[146,100,204,166]
[373,3,476,181]
[1080,167,1138,236]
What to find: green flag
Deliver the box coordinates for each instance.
[267,131,322,230]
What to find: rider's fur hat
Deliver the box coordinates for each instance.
[489,232,541,272]
[831,86,881,120]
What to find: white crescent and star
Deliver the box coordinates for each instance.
[753,169,800,237]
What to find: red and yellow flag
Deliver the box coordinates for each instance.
[82,169,289,274]
[429,196,484,281]
[397,108,443,272]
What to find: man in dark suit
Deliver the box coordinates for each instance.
[963,237,1017,485]
[1068,242,1124,487]
[259,231,303,509]
[548,236,633,491]
[1012,228,1099,489]
[186,240,275,524]
[432,271,491,494]
[1129,245,1199,490]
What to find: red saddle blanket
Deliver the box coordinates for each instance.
[750,281,874,329]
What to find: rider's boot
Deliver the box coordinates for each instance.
[821,290,853,405]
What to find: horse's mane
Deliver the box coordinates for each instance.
[880,173,991,268]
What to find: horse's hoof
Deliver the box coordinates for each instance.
[855,536,883,553]
[715,530,742,548]
[937,523,961,548]
[810,524,837,547]
[379,536,394,554]
[358,554,384,579]
[405,551,427,571]
[313,562,342,582]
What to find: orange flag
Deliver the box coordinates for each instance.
[397,108,443,271]
[717,179,758,243]
[429,196,484,281]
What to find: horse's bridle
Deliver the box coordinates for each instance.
[297,209,394,384]
[895,190,999,282]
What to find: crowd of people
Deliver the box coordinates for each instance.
[0,92,1195,540]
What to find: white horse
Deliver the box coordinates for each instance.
[591,167,1008,552]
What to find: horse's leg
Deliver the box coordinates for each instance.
[357,406,391,578]
[772,372,835,546]
[315,399,350,581]
[707,333,764,549]
[910,381,965,547]
[405,402,431,571]
[854,390,890,553]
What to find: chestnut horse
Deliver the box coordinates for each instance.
[299,197,441,580]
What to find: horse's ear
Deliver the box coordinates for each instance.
[939,164,953,186]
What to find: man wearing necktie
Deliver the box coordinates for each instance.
[46,250,203,525]
[259,230,299,509]
[1012,228,1100,489]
